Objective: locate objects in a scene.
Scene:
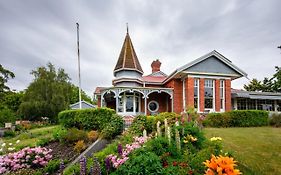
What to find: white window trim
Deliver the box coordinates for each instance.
[204,79,215,112]
[194,79,200,112]
[220,80,225,112]
[118,92,141,115]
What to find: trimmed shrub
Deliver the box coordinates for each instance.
[205,110,269,127]
[269,112,281,127]
[58,108,124,139]
[3,130,16,137]
[58,108,115,130]
[203,113,230,127]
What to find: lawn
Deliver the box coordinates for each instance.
[204,127,281,175]
[0,125,60,151]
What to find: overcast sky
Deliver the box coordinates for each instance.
[1,0,280,97]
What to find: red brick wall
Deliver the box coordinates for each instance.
[147,92,169,115]
[186,77,194,108]
[215,79,220,112]
[199,78,205,112]
[165,79,182,113]
[225,79,231,111]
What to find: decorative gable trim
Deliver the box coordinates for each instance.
[163,50,247,84]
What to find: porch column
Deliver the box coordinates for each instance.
[101,97,103,107]
[274,100,278,112]
[115,96,118,112]
[144,97,147,116]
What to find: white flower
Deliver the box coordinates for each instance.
[1,143,6,147]
[9,143,12,146]
[16,140,20,144]
[8,147,15,151]
[0,148,2,152]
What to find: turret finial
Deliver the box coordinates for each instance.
[126,23,129,34]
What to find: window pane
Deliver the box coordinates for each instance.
[205,99,213,108]
[118,97,124,112]
[135,96,139,112]
[126,96,134,112]
[194,98,198,108]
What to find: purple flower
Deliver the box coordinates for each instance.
[117,144,123,156]
[105,157,111,173]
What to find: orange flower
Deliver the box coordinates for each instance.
[204,155,242,175]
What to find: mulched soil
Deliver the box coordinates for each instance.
[45,141,79,163]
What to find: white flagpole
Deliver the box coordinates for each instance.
[76,23,82,109]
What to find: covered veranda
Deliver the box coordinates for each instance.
[100,87,173,116]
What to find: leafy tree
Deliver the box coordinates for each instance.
[244,66,281,93]
[0,64,15,98]
[271,66,281,92]
[243,78,263,92]
[2,91,24,113]
[69,84,93,104]
[18,63,72,122]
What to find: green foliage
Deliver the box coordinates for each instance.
[36,137,50,146]
[203,112,230,127]
[244,66,281,93]
[0,106,16,127]
[58,108,123,139]
[113,149,163,175]
[155,112,180,125]
[58,108,115,130]
[43,159,61,174]
[62,128,87,143]
[4,130,16,137]
[205,110,269,127]
[0,64,15,95]
[101,114,124,139]
[128,115,153,135]
[145,137,170,156]
[52,126,67,142]
[269,112,281,127]
[18,62,72,122]
[189,148,212,174]
[69,84,93,104]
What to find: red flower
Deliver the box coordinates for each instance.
[173,161,177,166]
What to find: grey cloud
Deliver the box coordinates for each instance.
[1,0,281,96]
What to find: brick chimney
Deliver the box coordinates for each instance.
[151,59,161,73]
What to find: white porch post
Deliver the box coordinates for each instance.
[144,97,147,115]
[233,98,237,110]
[115,96,118,113]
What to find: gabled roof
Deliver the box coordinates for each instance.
[114,31,143,75]
[69,100,95,109]
[164,50,248,83]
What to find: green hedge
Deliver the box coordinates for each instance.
[58,108,124,139]
[204,110,269,127]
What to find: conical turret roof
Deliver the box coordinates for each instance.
[114,31,143,75]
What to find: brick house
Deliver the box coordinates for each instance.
[94,30,281,115]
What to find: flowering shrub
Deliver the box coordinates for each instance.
[210,137,222,141]
[204,155,241,175]
[0,146,52,174]
[74,140,86,153]
[183,134,198,143]
[0,140,20,155]
[106,136,149,169]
